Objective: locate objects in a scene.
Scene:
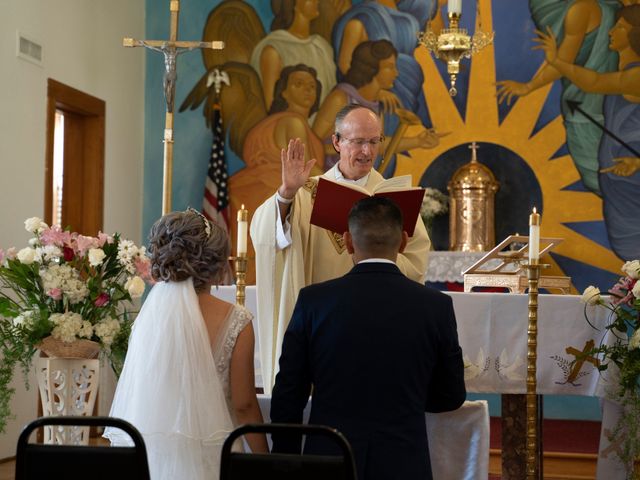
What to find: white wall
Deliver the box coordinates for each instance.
[0,0,145,457]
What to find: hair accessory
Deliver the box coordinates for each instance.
[186,207,212,238]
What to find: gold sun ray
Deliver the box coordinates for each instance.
[500,85,554,140]
[415,46,464,132]
[527,116,567,160]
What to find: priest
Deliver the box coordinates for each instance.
[250,104,430,391]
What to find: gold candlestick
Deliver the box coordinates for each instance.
[525,261,544,479]
[234,205,249,307]
[233,254,247,307]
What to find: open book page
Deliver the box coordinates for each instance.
[317,175,419,195]
[371,175,421,193]
[310,177,425,236]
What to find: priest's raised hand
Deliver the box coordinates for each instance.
[278,137,317,206]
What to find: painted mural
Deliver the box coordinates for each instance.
[143,0,640,290]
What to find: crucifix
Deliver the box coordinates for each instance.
[123,0,224,214]
[469,141,479,161]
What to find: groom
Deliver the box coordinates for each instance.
[270,196,466,480]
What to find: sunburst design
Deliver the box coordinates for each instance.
[395,0,621,288]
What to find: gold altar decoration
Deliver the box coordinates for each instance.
[233,254,247,307]
[525,261,544,479]
[462,235,571,293]
[123,0,224,214]
[233,205,249,307]
[448,143,499,252]
[418,4,494,96]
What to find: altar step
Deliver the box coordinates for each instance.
[489,449,597,479]
[489,417,600,479]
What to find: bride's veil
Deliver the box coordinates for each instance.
[104,278,234,479]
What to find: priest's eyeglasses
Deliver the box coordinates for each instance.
[336,134,385,147]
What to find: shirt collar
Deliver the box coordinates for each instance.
[357,258,396,265]
[332,164,370,187]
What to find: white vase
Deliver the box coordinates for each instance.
[35,357,100,445]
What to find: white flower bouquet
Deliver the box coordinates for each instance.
[420,188,449,230]
[581,260,640,475]
[0,217,151,432]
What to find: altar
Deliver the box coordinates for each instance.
[214,287,614,397]
[214,286,624,477]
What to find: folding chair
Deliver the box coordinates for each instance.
[15,416,150,480]
[220,423,357,480]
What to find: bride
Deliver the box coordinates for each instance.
[104,209,268,479]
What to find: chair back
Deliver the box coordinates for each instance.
[220,423,357,480]
[15,416,150,480]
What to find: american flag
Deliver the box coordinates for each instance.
[202,108,229,231]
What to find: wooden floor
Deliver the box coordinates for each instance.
[0,459,14,480]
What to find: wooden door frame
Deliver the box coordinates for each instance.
[44,78,105,235]
[40,79,106,435]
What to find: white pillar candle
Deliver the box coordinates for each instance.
[237,204,248,256]
[448,0,462,15]
[529,207,540,263]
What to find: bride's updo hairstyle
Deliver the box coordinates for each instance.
[148,209,230,292]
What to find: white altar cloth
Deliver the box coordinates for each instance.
[425,251,486,283]
[214,287,614,398]
[450,292,613,397]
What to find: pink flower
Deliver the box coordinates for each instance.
[5,247,17,260]
[94,292,110,307]
[134,256,152,281]
[40,225,72,247]
[76,235,97,255]
[0,249,4,264]
[97,232,114,247]
[609,276,636,306]
[47,288,62,300]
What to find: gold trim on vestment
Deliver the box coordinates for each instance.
[303,178,346,254]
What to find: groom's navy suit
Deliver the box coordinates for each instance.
[271,262,466,480]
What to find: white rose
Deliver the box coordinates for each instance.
[622,260,640,280]
[24,217,47,233]
[632,280,640,299]
[581,286,601,306]
[17,247,36,265]
[629,329,640,350]
[88,248,106,266]
[125,276,145,298]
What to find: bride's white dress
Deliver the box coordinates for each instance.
[104,279,252,480]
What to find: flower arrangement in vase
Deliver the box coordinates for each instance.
[582,260,640,477]
[0,217,151,433]
[420,187,449,234]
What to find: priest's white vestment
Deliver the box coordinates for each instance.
[250,167,430,392]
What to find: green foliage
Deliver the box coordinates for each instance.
[582,262,640,477]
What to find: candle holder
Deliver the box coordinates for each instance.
[232,254,248,307]
[524,261,548,480]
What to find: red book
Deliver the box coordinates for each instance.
[309,176,425,236]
